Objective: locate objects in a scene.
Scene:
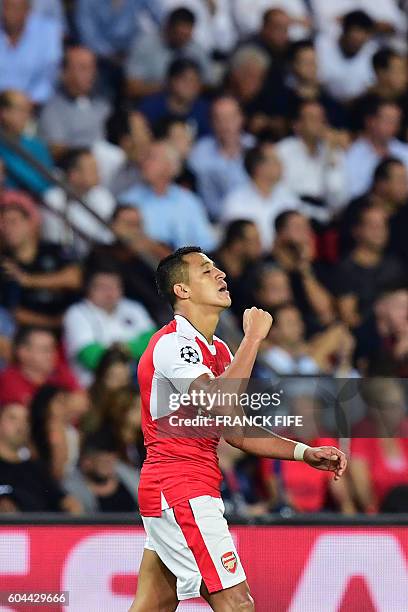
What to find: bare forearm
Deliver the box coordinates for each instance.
[226,433,297,460]
[25,266,82,291]
[302,273,334,322]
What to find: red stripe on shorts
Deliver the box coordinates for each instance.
[173,500,223,593]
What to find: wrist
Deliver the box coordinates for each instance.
[294,442,310,461]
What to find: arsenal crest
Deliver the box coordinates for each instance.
[221,551,237,574]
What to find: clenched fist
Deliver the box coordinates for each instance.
[243,307,273,342]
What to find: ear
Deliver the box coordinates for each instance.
[173,283,190,301]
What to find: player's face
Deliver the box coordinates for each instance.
[184,253,231,309]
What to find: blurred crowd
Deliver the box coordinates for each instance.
[1,0,408,516]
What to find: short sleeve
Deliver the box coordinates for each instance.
[153,333,214,395]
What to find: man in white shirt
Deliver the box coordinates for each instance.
[276,100,349,217]
[311,0,407,47]
[64,264,156,386]
[345,99,408,198]
[316,10,377,102]
[43,148,116,255]
[222,141,300,251]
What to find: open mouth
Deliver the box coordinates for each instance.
[218,285,229,293]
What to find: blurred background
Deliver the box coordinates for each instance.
[1,0,408,609]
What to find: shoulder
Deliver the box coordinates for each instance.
[191,136,216,157]
[275,136,298,155]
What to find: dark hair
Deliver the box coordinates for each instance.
[362,97,398,123]
[30,385,67,467]
[58,147,91,174]
[244,143,268,177]
[167,57,201,80]
[252,263,284,293]
[373,157,404,184]
[62,45,94,70]
[373,47,401,73]
[106,109,133,146]
[81,428,118,458]
[223,220,255,247]
[83,260,123,293]
[274,209,301,234]
[342,10,374,32]
[0,91,14,109]
[167,7,195,27]
[94,346,132,381]
[110,204,138,223]
[153,115,188,140]
[13,326,55,351]
[269,301,298,322]
[290,98,321,122]
[156,246,202,307]
[262,7,287,27]
[288,39,314,64]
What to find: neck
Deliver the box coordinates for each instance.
[366,134,389,156]
[20,365,47,385]
[175,309,220,344]
[253,176,275,197]
[0,441,20,463]
[149,179,169,196]
[5,25,25,45]
[218,135,241,157]
[352,245,382,267]
[302,135,319,155]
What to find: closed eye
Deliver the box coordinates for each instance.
[204,270,211,274]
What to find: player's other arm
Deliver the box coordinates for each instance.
[226,434,347,481]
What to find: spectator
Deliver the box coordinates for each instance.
[155,116,197,192]
[119,140,216,250]
[161,0,237,55]
[0,401,81,513]
[86,347,135,433]
[345,100,408,199]
[340,157,408,257]
[0,90,53,195]
[138,58,210,138]
[63,263,156,386]
[316,10,377,102]
[251,264,293,312]
[0,0,62,104]
[261,39,347,136]
[232,0,311,41]
[224,45,271,133]
[276,100,349,217]
[261,394,355,513]
[261,302,353,374]
[337,206,405,328]
[86,205,171,324]
[247,8,291,80]
[211,220,263,319]
[355,286,408,376]
[42,148,116,255]
[39,46,123,182]
[125,7,211,99]
[75,0,162,61]
[106,110,152,196]
[30,384,80,481]
[0,327,82,407]
[189,95,254,220]
[0,191,81,329]
[350,378,408,513]
[269,210,335,331]
[222,142,300,251]
[311,0,407,44]
[63,429,139,513]
[352,48,408,136]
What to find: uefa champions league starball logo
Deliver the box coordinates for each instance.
[180,346,200,364]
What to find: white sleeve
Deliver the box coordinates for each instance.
[153,333,214,395]
[63,304,97,358]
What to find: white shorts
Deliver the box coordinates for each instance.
[142,495,246,601]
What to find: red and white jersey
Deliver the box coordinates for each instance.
[137,314,233,516]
